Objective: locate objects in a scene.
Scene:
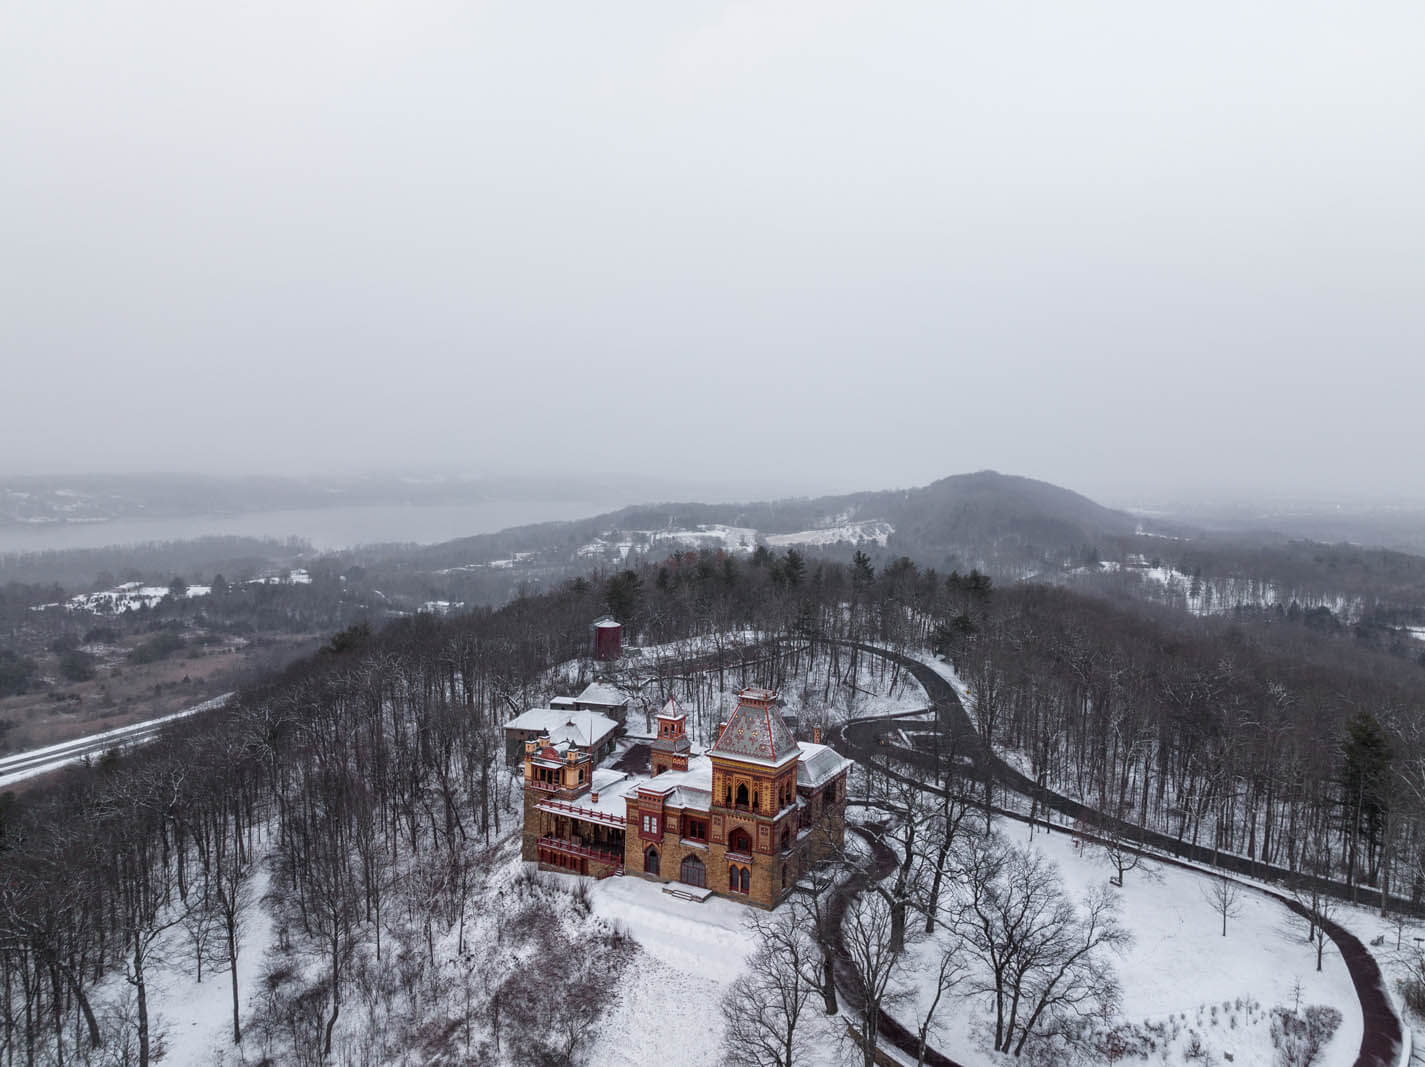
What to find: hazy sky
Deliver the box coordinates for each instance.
[3,2,1422,505]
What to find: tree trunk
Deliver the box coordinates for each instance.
[820,953,838,1014]
[228,925,241,1044]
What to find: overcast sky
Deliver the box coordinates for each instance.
[3,2,1422,505]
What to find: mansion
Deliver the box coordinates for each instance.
[520,687,852,909]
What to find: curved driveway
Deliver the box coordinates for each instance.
[825,641,1404,1067]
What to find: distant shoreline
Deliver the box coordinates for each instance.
[0,499,617,555]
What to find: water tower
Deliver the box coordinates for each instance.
[591,616,622,661]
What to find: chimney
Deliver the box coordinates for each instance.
[591,791,599,803]
[813,725,823,745]
[716,720,727,740]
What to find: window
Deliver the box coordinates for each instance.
[781,829,790,852]
[684,817,707,841]
[645,847,660,876]
[728,864,749,894]
[728,827,752,853]
[740,867,750,894]
[735,783,749,807]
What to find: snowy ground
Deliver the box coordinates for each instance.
[574,518,895,562]
[894,818,1362,1066]
[765,520,893,548]
[585,871,849,1067]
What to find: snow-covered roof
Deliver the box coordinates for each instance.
[575,682,629,708]
[710,688,799,767]
[656,697,684,721]
[796,742,853,789]
[594,618,622,629]
[539,768,633,825]
[618,754,714,812]
[505,708,619,748]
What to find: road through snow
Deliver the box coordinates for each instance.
[0,692,233,788]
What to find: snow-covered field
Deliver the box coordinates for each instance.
[895,819,1362,1067]
[31,569,312,614]
[765,520,893,548]
[575,518,896,561]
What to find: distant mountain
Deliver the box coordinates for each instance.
[404,470,1175,577]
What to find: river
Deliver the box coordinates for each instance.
[0,499,621,554]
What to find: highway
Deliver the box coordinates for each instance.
[0,692,232,788]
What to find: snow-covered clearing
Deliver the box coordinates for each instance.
[586,870,847,1067]
[33,580,214,615]
[894,818,1361,1066]
[574,518,895,560]
[1078,561,1366,622]
[765,520,894,548]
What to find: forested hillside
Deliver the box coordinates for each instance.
[3,543,1424,1063]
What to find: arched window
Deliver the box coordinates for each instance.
[740,867,750,894]
[644,847,660,876]
[725,786,733,805]
[781,828,790,852]
[736,783,749,808]
[753,791,759,811]
[729,866,739,891]
[728,827,752,853]
[680,854,706,888]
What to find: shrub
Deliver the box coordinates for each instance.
[129,631,185,664]
[0,649,37,697]
[58,649,96,682]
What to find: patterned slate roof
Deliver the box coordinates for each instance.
[710,688,799,766]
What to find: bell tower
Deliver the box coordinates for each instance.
[650,698,691,775]
[707,687,802,905]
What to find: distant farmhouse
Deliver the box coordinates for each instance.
[520,686,852,909]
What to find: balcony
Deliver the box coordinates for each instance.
[724,849,753,864]
[527,778,561,793]
[537,798,625,828]
[538,836,623,864]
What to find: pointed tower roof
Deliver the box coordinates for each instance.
[710,687,799,767]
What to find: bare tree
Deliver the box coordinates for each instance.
[1203,874,1243,938]
[786,850,842,1015]
[211,824,256,1044]
[841,885,906,1067]
[1093,818,1147,888]
[910,937,967,1067]
[953,833,1129,1057]
[862,761,929,953]
[722,912,815,1067]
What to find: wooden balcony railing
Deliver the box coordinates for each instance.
[537,798,625,828]
[538,836,623,864]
